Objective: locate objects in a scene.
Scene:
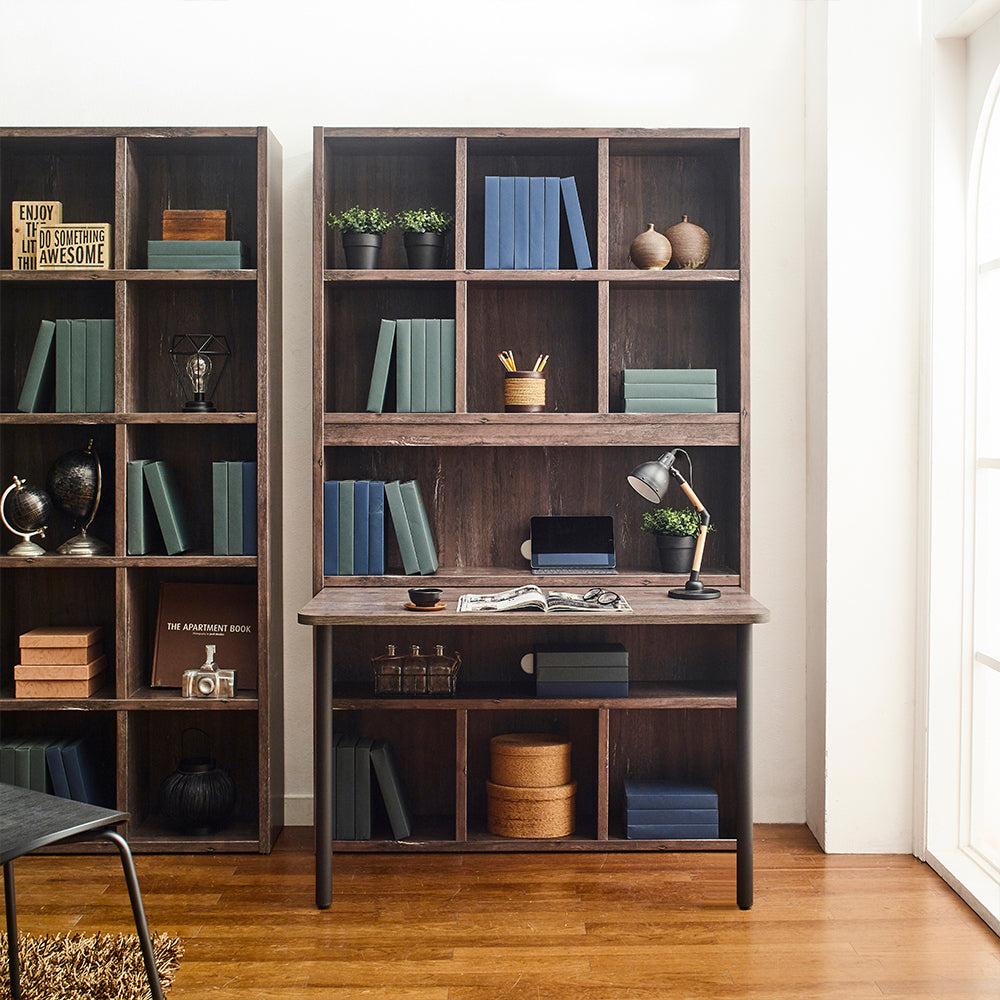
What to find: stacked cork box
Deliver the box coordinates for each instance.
[15,627,107,699]
[486,734,575,838]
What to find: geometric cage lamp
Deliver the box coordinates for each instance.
[626,447,721,600]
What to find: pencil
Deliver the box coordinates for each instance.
[538,354,549,373]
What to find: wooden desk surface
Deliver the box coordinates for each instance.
[298,586,770,626]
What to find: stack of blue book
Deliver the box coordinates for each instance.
[0,736,105,805]
[484,176,592,269]
[624,780,719,839]
[534,643,628,698]
[623,369,718,414]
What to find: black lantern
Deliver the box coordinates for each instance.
[160,728,237,835]
[168,334,230,412]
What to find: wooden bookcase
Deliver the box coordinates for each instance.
[0,127,283,853]
[311,127,751,855]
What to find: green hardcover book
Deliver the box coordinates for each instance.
[400,480,438,575]
[100,319,114,412]
[126,459,154,555]
[85,318,102,412]
[0,741,15,785]
[142,461,192,555]
[425,319,441,413]
[13,741,32,789]
[338,479,355,575]
[384,480,420,575]
[622,382,718,400]
[355,736,373,841]
[534,643,629,667]
[441,319,456,413]
[331,734,342,839]
[227,461,244,556]
[147,255,243,270]
[535,666,631,683]
[28,741,49,792]
[55,319,72,412]
[410,318,426,412]
[335,735,358,840]
[370,740,412,840]
[395,319,411,413]
[70,319,87,412]
[16,320,56,413]
[366,319,397,414]
[147,240,243,256]
[212,462,230,555]
[623,368,716,384]
[624,398,718,413]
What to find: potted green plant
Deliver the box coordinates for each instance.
[395,208,453,268]
[640,507,712,574]
[327,206,393,269]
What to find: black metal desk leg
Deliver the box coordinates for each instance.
[736,623,753,910]
[315,624,334,909]
[99,831,163,1000]
[4,861,21,1000]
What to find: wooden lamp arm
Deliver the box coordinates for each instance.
[672,471,711,577]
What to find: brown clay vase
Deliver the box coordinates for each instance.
[629,223,672,270]
[665,215,711,269]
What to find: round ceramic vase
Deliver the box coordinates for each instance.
[629,223,672,270]
[664,215,711,269]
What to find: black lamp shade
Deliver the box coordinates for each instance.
[627,456,673,503]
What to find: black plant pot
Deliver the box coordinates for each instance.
[655,534,697,574]
[342,232,382,269]
[404,231,445,269]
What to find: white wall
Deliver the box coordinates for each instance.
[1,0,808,826]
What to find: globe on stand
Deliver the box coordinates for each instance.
[0,475,52,556]
[46,439,111,556]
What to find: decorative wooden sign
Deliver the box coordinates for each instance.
[11,200,62,269]
[36,222,111,269]
[162,209,227,240]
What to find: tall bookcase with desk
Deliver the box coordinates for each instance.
[299,127,768,909]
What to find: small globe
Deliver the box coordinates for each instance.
[47,443,101,521]
[6,482,52,533]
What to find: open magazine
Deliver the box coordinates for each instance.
[456,585,632,613]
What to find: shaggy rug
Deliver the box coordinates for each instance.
[0,932,182,999]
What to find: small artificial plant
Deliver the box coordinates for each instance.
[395,208,453,234]
[327,206,393,235]
[640,507,711,537]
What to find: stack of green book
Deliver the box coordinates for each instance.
[623,369,718,413]
[212,462,258,556]
[126,460,191,555]
[16,319,114,414]
[147,240,244,269]
[365,318,456,414]
[332,736,411,841]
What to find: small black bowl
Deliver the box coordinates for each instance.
[408,587,443,608]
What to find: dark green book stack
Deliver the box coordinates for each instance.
[333,735,410,841]
[623,368,718,413]
[384,480,438,576]
[212,461,257,556]
[146,240,244,269]
[126,459,155,555]
[38,317,115,414]
[372,317,455,414]
[16,320,56,413]
[142,461,191,555]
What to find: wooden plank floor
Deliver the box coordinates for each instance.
[4,825,998,999]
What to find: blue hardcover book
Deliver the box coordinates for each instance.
[498,177,515,268]
[45,741,71,799]
[543,177,561,268]
[353,480,370,576]
[368,481,385,576]
[441,319,456,412]
[528,177,545,269]
[484,176,501,268]
[323,480,339,576]
[62,737,99,805]
[624,780,719,810]
[395,319,411,413]
[560,176,593,269]
[242,461,257,556]
[513,176,530,269]
[410,318,426,413]
[535,680,629,698]
[626,822,720,840]
[625,808,719,825]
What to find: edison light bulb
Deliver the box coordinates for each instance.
[185,353,212,394]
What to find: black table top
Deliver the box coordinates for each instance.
[0,783,128,863]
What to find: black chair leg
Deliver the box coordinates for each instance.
[3,861,21,1000]
[98,831,164,1000]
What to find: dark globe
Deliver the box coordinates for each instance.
[7,483,52,533]
[47,443,101,522]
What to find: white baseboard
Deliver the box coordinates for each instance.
[284,793,313,826]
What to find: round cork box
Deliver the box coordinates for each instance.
[487,780,576,838]
[490,733,571,788]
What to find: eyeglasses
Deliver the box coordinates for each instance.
[583,588,621,606]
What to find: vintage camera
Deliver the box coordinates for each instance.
[181,644,236,699]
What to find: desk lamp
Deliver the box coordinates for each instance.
[626,448,721,600]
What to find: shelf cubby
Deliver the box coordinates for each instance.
[124,281,258,413]
[608,283,741,413]
[465,137,599,270]
[608,136,741,270]
[324,136,457,271]
[466,282,598,413]
[324,280,456,412]
[0,136,117,270]
[0,280,117,413]
[124,135,258,269]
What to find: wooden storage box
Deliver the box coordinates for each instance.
[489,733,571,788]
[487,780,576,838]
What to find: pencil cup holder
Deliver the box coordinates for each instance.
[504,371,546,413]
